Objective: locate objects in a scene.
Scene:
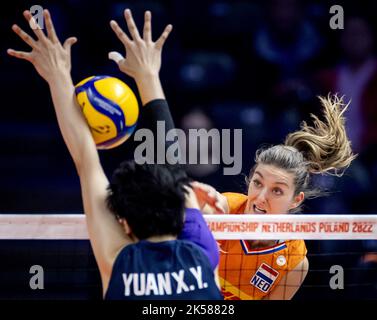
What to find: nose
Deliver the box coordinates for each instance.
[255,188,268,205]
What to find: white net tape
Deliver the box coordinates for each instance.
[1,214,377,240]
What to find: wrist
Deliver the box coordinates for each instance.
[134,72,165,106]
[134,71,160,84]
[47,69,73,87]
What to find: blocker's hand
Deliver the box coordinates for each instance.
[7,10,77,83]
[109,9,172,81]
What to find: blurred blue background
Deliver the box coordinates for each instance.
[1,0,377,299]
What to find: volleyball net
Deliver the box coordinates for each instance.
[1,214,376,299]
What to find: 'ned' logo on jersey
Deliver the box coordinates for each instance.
[250,263,279,293]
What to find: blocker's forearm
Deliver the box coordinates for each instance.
[48,72,99,172]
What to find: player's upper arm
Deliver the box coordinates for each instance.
[179,208,220,269]
[77,148,132,294]
[263,257,309,300]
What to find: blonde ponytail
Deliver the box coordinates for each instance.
[285,94,357,176]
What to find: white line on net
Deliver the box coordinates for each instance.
[1,214,377,240]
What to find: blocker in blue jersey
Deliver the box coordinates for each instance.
[105,230,222,299]
[104,163,223,300]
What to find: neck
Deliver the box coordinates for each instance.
[247,240,278,249]
[145,234,177,242]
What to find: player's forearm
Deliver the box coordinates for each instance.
[134,73,165,106]
[48,72,97,171]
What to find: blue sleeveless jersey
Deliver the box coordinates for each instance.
[105,240,223,300]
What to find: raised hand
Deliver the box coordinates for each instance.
[109,9,172,81]
[191,182,228,214]
[7,9,77,84]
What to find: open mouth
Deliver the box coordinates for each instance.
[253,204,267,214]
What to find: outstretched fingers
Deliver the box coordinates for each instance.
[11,24,36,48]
[23,10,47,44]
[63,37,77,55]
[143,11,152,42]
[44,9,59,43]
[110,20,132,47]
[7,48,32,62]
[124,9,141,42]
[155,24,173,50]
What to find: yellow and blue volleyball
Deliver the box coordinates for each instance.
[75,75,139,149]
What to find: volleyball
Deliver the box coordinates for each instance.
[75,75,139,149]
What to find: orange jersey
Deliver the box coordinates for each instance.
[219,193,307,300]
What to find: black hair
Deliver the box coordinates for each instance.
[106,161,191,240]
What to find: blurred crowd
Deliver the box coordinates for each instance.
[1,0,377,299]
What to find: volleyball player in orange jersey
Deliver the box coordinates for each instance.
[192,95,357,299]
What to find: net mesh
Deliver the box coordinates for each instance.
[0,214,376,300]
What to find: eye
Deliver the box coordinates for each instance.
[252,179,262,187]
[273,188,283,195]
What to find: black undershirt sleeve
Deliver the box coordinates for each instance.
[132,99,178,163]
[138,99,175,134]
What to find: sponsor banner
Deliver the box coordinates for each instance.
[0,214,377,240]
[206,214,377,240]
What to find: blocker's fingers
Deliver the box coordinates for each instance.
[155,24,172,50]
[7,48,33,62]
[23,10,47,43]
[44,9,59,42]
[143,10,152,42]
[124,9,142,41]
[110,20,132,46]
[63,37,77,53]
[108,51,125,64]
[11,24,36,48]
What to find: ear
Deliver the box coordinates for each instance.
[119,218,132,235]
[290,192,305,209]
